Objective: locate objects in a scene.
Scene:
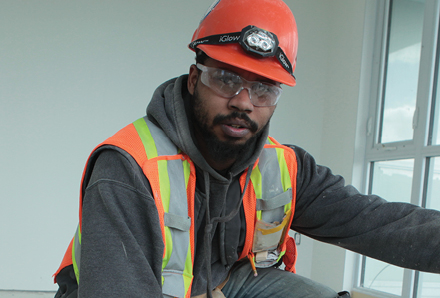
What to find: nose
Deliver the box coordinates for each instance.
[228,87,254,112]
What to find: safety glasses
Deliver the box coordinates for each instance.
[196,64,282,107]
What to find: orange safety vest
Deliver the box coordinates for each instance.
[55,117,298,298]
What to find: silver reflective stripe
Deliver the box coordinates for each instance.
[162,270,187,298]
[256,188,292,211]
[161,159,191,296]
[143,117,179,156]
[258,146,285,223]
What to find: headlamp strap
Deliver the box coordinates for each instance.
[189,31,242,50]
[189,26,294,77]
[275,47,294,76]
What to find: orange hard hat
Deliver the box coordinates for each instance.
[189,0,298,86]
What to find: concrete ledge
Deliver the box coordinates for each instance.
[352,288,400,298]
[0,291,56,298]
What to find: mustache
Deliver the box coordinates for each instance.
[212,112,259,132]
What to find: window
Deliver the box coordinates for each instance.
[357,0,440,297]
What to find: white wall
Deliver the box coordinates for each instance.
[0,0,368,293]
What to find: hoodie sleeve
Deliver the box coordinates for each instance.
[78,148,164,297]
[290,145,440,273]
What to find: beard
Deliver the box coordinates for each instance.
[190,85,266,163]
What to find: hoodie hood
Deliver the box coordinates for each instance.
[146,75,270,180]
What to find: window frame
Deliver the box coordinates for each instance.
[354,0,440,297]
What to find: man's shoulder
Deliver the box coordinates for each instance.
[85,145,152,193]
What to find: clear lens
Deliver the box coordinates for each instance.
[251,83,282,106]
[210,69,242,96]
[197,64,282,106]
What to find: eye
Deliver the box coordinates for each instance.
[221,72,240,83]
[213,71,241,89]
[252,83,272,96]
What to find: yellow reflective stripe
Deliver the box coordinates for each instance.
[275,147,292,213]
[268,137,277,146]
[275,148,291,191]
[183,159,190,188]
[72,227,81,283]
[158,159,171,213]
[182,159,193,295]
[133,118,158,159]
[72,237,79,282]
[250,165,263,220]
[162,226,173,272]
[183,240,193,294]
[277,249,286,262]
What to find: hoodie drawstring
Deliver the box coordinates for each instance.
[203,168,253,298]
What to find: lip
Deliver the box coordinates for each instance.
[221,124,250,138]
[220,118,252,138]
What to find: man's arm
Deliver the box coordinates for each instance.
[78,148,164,297]
[290,145,440,273]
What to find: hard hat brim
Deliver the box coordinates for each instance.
[197,44,296,87]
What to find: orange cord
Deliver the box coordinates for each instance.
[247,253,258,277]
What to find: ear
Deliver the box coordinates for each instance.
[187,64,199,95]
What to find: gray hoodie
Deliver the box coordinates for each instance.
[146,75,269,295]
[56,75,440,298]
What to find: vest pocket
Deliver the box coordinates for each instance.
[252,189,293,268]
[252,209,291,252]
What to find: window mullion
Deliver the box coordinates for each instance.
[366,0,390,153]
[377,0,393,145]
[402,269,416,298]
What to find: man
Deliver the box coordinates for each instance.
[54,0,440,297]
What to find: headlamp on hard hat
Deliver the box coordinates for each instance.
[189,25,294,78]
[240,26,279,57]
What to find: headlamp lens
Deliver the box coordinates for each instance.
[241,26,278,57]
[246,31,275,52]
[197,64,282,107]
